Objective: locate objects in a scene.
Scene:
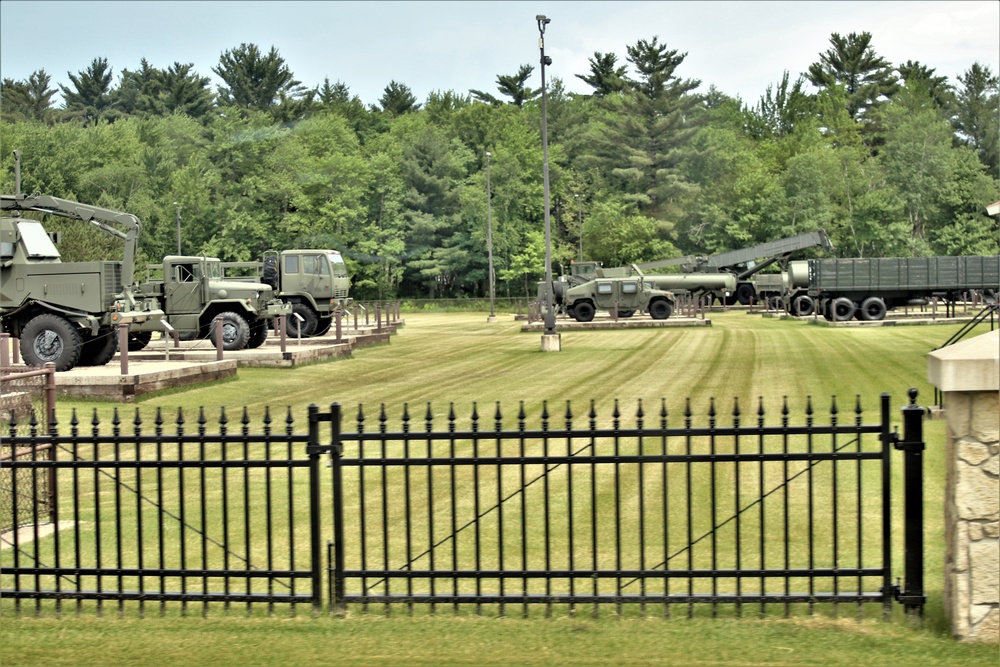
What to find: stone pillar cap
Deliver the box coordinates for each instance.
[928,330,999,392]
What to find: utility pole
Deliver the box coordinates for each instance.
[486,151,496,323]
[537,14,560,351]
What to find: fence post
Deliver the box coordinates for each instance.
[214,315,223,361]
[307,404,323,614]
[896,387,926,618]
[45,361,57,522]
[880,392,894,619]
[1,332,9,368]
[335,309,342,344]
[118,323,130,375]
[329,403,346,613]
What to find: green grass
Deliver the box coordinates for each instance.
[3,310,997,665]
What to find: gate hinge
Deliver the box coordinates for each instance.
[883,430,925,452]
[894,586,927,606]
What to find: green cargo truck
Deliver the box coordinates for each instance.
[128,255,290,351]
[224,249,351,337]
[783,255,999,321]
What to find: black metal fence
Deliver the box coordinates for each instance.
[1,393,926,619]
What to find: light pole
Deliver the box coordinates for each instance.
[537,15,559,349]
[575,194,584,262]
[173,202,182,254]
[486,151,496,322]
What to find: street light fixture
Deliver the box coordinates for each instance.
[486,151,496,322]
[536,15,559,349]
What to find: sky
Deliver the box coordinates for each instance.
[1,1,998,108]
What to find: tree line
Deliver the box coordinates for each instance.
[1,33,998,301]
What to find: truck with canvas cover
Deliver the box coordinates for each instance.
[0,152,163,371]
[223,249,351,337]
[128,256,290,351]
[782,255,1000,321]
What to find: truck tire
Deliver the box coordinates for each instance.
[210,311,251,351]
[127,331,152,351]
[247,320,269,349]
[20,313,83,371]
[735,283,756,306]
[859,297,887,321]
[261,254,279,291]
[792,295,814,317]
[831,297,856,322]
[616,310,635,318]
[78,329,119,367]
[313,315,333,336]
[572,301,595,323]
[649,299,673,320]
[285,303,318,337]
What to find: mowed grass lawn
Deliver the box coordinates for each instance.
[3,310,997,666]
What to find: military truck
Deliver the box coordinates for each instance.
[635,230,836,306]
[1,153,163,371]
[223,249,351,337]
[551,263,679,322]
[551,260,736,318]
[782,255,1000,321]
[127,255,290,351]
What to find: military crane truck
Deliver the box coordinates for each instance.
[635,230,836,306]
[782,255,1000,321]
[1,153,163,371]
[223,249,351,337]
[127,256,290,351]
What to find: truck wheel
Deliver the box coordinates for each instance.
[735,283,755,306]
[247,320,269,349]
[20,313,83,371]
[210,311,251,351]
[831,297,856,322]
[616,310,635,318]
[285,303,318,337]
[78,329,119,366]
[127,331,152,351]
[859,297,887,321]
[572,302,595,323]
[313,316,333,336]
[792,295,814,317]
[261,254,279,291]
[649,299,673,320]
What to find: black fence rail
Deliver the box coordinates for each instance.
[1,393,926,619]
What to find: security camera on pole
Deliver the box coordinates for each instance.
[536,14,561,352]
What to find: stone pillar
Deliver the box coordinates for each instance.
[928,330,999,643]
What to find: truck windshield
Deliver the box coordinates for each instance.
[204,261,223,279]
[327,253,347,275]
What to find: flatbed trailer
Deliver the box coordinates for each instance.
[804,255,999,321]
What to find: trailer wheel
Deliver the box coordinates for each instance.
[649,299,673,320]
[78,329,119,367]
[285,303,318,337]
[792,295,815,317]
[247,320,269,349]
[831,297,856,322]
[572,302,595,322]
[859,297,887,321]
[210,311,251,351]
[127,331,152,351]
[20,313,83,371]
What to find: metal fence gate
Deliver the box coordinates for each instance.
[318,393,926,618]
[1,392,925,618]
